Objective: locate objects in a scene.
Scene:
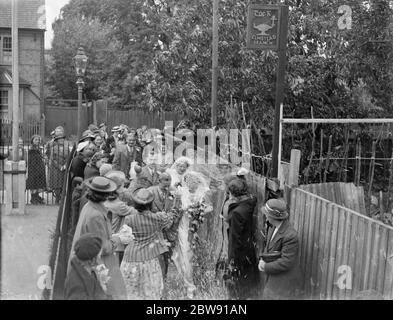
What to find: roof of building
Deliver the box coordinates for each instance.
[0,67,31,87]
[0,0,46,30]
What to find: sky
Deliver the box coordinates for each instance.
[45,0,70,49]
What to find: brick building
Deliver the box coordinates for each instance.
[0,0,45,121]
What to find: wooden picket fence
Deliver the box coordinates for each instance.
[288,187,393,300]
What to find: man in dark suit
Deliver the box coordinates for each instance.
[258,198,303,300]
[112,133,142,179]
[137,152,160,187]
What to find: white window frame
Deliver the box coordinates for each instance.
[0,89,9,118]
[0,34,12,65]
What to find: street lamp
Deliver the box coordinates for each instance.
[74,47,88,140]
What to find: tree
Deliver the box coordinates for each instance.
[49,15,119,100]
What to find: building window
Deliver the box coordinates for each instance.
[0,90,9,114]
[0,35,12,65]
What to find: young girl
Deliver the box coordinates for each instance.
[26,135,46,204]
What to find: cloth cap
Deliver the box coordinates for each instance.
[99,123,106,128]
[85,176,117,193]
[262,198,289,221]
[132,188,154,205]
[74,233,102,261]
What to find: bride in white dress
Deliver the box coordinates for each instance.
[169,168,211,298]
[166,156,192,187]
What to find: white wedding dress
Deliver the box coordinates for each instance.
[168,167,209,298]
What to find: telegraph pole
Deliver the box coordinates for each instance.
[271,5,288,178]
[211,0,218,128]
[12,0,19,161]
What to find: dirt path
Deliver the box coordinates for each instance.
[1,205,58,300]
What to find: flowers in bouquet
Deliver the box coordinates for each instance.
[113,224,134,245]
[163,206,183,248]
[187,202,208,249]
[95,264,111,292]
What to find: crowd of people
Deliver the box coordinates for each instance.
[55,121,302,300]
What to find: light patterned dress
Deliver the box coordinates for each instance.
[120,209,179,300]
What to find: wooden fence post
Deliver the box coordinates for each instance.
[288,149,301,187]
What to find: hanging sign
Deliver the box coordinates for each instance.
[246,4,282,50]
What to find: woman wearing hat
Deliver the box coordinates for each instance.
[226,178,259,300]
[84,152,110,180]
[70,176,127,300]
[104,170,138,265]
[65,233,111,300]
[70,141,96,180]
[120,188,182,300]
[47,128,72,204]
[258,198,302,300]
[26,135,46,204]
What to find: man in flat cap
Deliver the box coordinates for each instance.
[258,198,302,300]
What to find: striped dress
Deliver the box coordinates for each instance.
[120,209,178,300]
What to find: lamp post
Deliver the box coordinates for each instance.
[74,47,88,140]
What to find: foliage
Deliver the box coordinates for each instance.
[48,0,393,123]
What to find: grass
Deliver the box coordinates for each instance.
[163,239,228,300]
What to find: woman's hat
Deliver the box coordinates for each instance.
[262,198,289,220]
[111,126,121,133]
[85,176,117,193]
[77,140,90,152]
[99,163,113,176]
[105,170,126,189]
[79,130,96,142]
[131,188,154,205]
[74,233,102,261]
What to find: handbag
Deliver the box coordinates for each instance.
[260,251,282,263]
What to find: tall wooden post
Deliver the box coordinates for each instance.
[211,0,219,128]
[271,5,288,178]
[12,0,19,161]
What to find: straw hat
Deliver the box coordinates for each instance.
[85,176,117,193]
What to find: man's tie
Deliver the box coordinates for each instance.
[266,226,275,250]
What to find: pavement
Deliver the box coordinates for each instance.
[1,204,58,300]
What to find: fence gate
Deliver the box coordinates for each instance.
[0,125,74,206]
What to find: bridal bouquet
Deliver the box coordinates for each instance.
[187,202,209,249]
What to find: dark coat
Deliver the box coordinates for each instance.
[112,144,142,179]
[137,165,160,187]
[228,196,257,266]
[48,138,72,190]
[227,196,259,299]
[84,165,100,180]
[26,147,46,190]
[64,256,111,300]
[262,219,303,300]
[70,153,87,179]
